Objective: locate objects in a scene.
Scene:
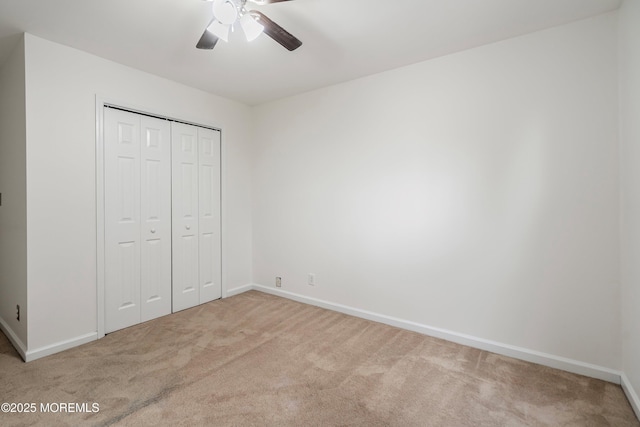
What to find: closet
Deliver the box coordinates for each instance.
[103,108,221,333]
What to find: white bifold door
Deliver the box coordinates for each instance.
[104,109,221,333]
[104,109,172,333]
[171,122,222,312]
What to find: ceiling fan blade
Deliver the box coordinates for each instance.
[196,29,219,49]
[250,10,302,51]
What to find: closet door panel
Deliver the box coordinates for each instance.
[172,122,200,312]
[140,117,172,322]
[198,129,222,303]
[104,109,142,333]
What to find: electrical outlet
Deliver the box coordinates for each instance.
[16,304,20,321]
[308,273,315,286]
[276,277,282,288]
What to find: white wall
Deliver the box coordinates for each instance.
[252,13,620,369]
[619,0,640,414]
[0,35,27,351]
[23,34,253,354]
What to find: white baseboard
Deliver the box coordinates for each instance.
[0,316,27,361]
[24,332,97,362]
[252,284,622,384]
[226,284,253,298]
[3,283,252,363]
[622,373,640,420]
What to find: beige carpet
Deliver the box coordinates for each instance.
[0,290,638,426]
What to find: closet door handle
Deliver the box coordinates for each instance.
[150,229,156,234]
[186,225,191,230]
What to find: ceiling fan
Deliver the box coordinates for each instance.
[196,0,302,52]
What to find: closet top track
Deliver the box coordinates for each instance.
[104,104,221,133]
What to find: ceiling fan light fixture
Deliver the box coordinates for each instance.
[212,0,238,25]
[207,19,230,42]
[196,0,302,52]
[240,14,264,42]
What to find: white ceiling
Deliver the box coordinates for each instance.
[0,0,622,105]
